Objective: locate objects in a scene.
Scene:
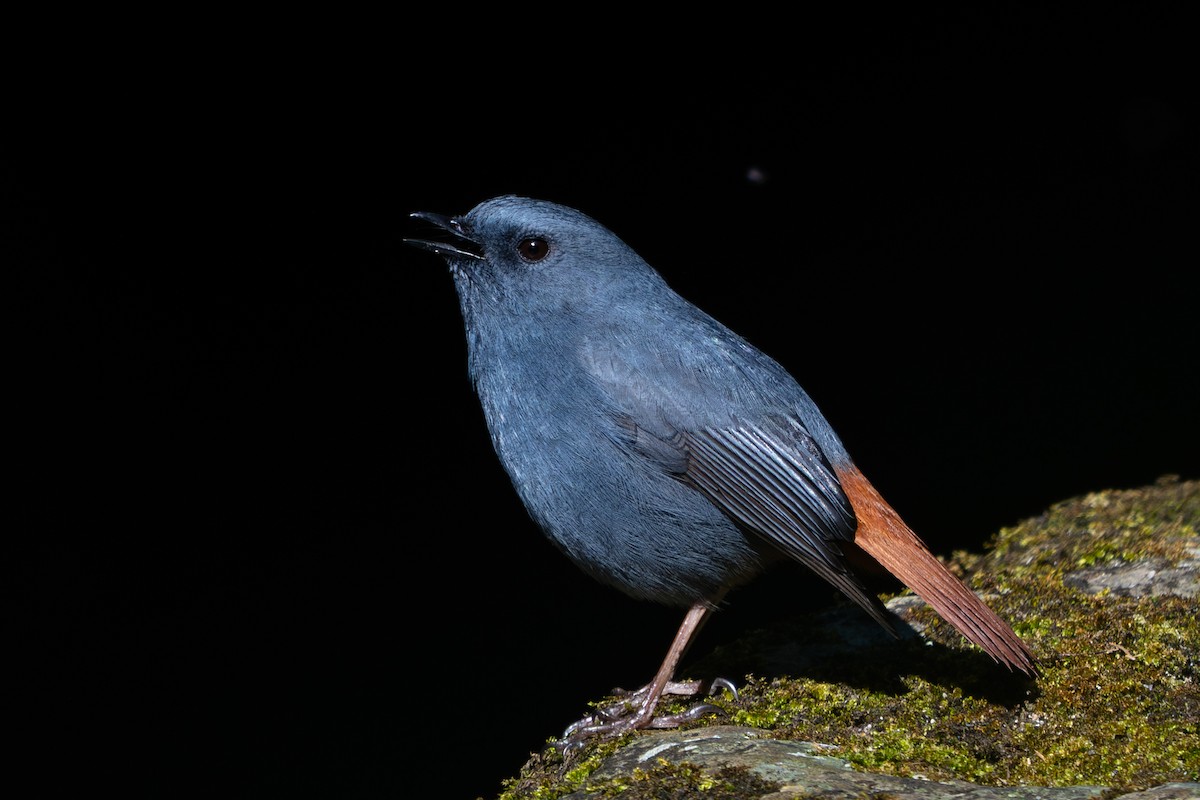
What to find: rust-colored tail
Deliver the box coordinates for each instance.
[836,465,1039,677]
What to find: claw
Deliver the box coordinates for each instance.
[660,679,706,697]
[709,676,738,700]
[561,714,600,740]
[646,702,725,728]
[555,676,739,748]
[613,677,737,702]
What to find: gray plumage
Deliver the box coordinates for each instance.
[409,195,1037,740]
[410,195,889,627]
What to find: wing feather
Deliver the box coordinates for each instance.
[684,423,895,632]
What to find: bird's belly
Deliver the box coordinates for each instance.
[494,425,770,607]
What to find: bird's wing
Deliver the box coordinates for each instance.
[615,410,896,633]
[581,324,894,630]
[689,419,897,631]
[583,324,1037,674]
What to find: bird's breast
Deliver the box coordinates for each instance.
[472,351,766,605]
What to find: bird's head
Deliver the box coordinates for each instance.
[406,195,664,317]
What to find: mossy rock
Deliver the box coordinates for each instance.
[494,477,1199,799]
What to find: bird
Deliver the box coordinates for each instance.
[406,195,1038,742]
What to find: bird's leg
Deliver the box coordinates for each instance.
[630,676,738,729]
[560,599,734,746]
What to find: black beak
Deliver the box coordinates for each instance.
[404,212,485,260]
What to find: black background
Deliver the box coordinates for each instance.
[10,10,1197,799]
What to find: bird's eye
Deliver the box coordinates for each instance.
[517,236,551,262]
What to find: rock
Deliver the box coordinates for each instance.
[494,478,1200,799]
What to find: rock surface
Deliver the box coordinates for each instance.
[493,478,1199,799]
[561,726,1194,799]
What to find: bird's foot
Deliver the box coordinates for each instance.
[556,677,737,750]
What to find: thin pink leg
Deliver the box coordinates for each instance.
[561,595,733,745]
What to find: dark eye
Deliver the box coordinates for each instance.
[517,236,551,262]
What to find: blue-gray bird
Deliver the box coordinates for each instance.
[406,195,1037,741]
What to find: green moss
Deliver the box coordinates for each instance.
[492,478,1200,798]
[581,760,780,799]
[977,474,1197,578]
[495,737,625,800]
[718,477,1199,790]
[493,737,781,800]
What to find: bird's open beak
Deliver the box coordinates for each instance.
[404,212,485,260]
